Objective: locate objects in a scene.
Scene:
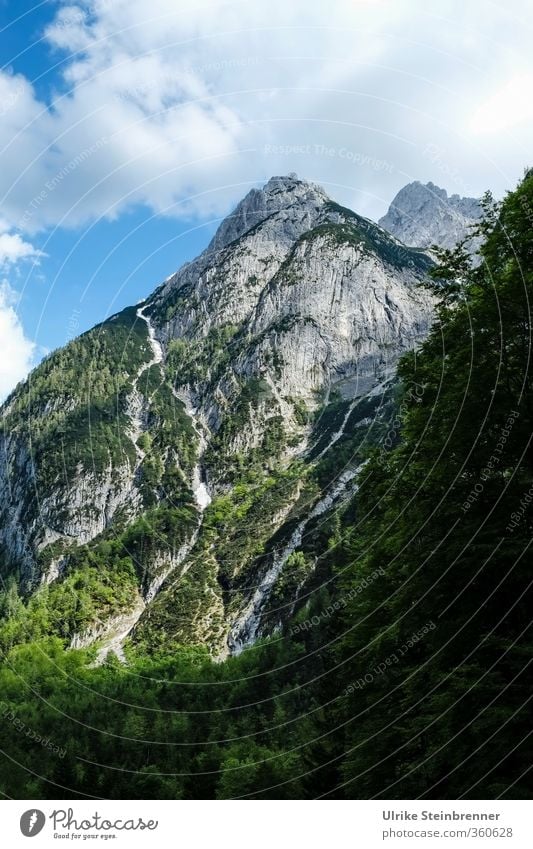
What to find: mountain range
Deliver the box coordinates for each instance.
[0,175,480,660]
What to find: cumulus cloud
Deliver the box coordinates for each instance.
[0,282,36,401]
[0,229,43,266]
[0,0,531,231]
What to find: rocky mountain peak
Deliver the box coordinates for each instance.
[206,173,329,255]
[379,180,483,250]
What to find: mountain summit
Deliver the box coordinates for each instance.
[0,175,436,658]
[206,174,329,255]
[379,180,482,250]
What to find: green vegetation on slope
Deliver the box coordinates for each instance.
[1,306,150,489]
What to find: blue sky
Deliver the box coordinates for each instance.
[13,203,218,356]
[1,0,532,398]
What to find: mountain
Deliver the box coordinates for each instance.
[1,171,531,801]
[379,180,483,250]
[0,174,436,659]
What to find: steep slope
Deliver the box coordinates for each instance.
[0,175,436,658]
[379,180,482,250]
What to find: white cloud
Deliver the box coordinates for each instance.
[0,230,43,266]
[0,225,41,398]
[0,282,36,401]
[0,0,531,232]
[468,73,533,135]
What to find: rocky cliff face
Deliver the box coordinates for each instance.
[148,176,433,430]
[0,174,437,658]
[379,180,482,250]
